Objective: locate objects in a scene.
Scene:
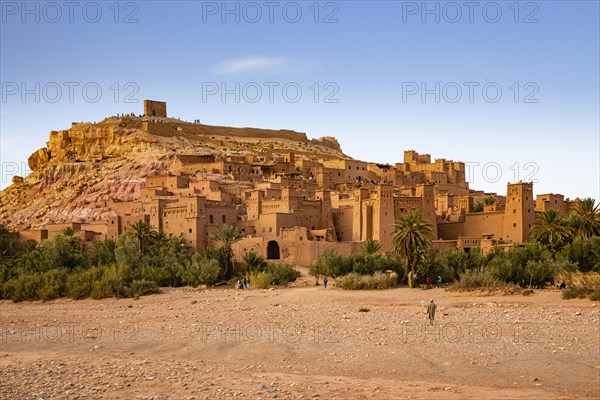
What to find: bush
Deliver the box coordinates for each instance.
[179,254,223,286]
[561,237,600,272]
[66,267,103,300]
[309,249,350,278]
[250,271,273,289]
[310,250,402,280]
[131,279,160,296]
[589,291,600,301]
[449,268,515,292]
[522,289,534,296]
[558,271,600,301]
[91,265,129,299]
[3,273,43,302]
[40,234,86,271]
[336,272,397,290]
[562,287,593,299]
[266,263,300,285]
[38,269,68,301]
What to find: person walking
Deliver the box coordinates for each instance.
[427,299,437,325]
[323,276,328,289]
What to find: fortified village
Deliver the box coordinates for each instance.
[3,101,581,267]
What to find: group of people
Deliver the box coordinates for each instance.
[423,276,443,289]
[236,278,251,290]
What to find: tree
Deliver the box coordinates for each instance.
[115,233,142,270]
[40,233,86,271]
[211,225,243,279]
[361,238,381,255]
[572,198,600,238]
[391,211,433,286]
[127,220,155,254]
[168,235,193,263]
[89,238,117,266]
[242,251,267,274]
[530,209,571,249]
[0,225,25,267]
[472,196,495,213]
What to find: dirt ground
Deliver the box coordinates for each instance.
[1,286,599,400]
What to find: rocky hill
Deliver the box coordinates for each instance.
[0,115,348,230]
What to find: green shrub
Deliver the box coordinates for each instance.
[66,267,103,300]
[38,269,68,301]
[40,234,86,271]
[337,272,397,290]
[449,268,514,291]
[562,287,592,299]
[561,237,600,272]
[179,254,222,286]
[588,291,600,301]
[250,271,274,289]
[266,263,300,285]
[91,265,129,299]
[3,273,42,302]
[131,279,160,296]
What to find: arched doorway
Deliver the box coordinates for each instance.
[267,241,280,260]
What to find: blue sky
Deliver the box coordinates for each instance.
[1,0,599,200]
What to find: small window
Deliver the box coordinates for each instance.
[513,209,516,213]
[269,227,272,232]
[222,215,226,223]
[513,223,517,228]
[209,215,214,224]
[189,228,192,233]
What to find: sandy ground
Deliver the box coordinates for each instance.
[1,286,599,400]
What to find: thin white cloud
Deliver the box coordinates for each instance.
[214,56,290,75]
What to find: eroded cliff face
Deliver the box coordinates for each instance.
[0,116,348,229]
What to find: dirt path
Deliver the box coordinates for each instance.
[1,287,598,399]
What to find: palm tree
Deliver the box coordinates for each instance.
[127,220,155,254]
[211,225,244,279]
[472,196,495,213]
[169,235,193,262]
[482,196,496,205]
[572,198,600,238]
[361,238,381,255]
[391,211,433,285]
[530,209,571,248]
[242,251,266,274]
